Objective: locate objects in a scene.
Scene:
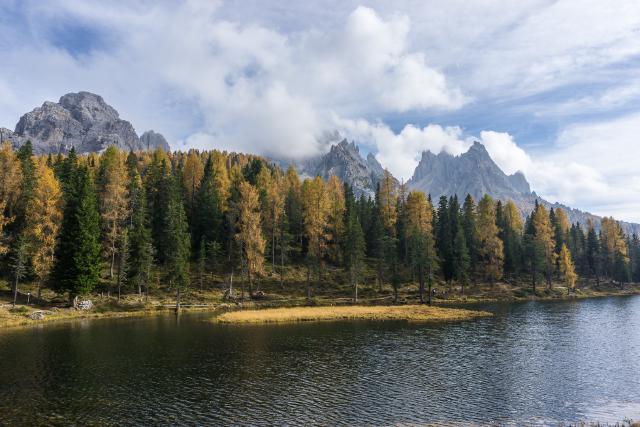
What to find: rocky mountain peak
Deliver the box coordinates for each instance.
[2,91,170,154]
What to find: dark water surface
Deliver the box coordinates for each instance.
[1,296,640,426]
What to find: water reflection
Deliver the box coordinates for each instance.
[0,296,639,425]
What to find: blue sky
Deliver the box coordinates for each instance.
[1,0,640,221]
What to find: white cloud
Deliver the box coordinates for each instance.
[0,2,464,159]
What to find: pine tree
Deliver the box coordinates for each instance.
[476,195,503,284]
[197,239,207,291]
[52,166,102,300]
[127,167,154,296]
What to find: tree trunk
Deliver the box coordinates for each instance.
[175,288,181,313]
[427,266,433,305]
[280,240,284,289]
[418,266,425,304]
[306,264,312,301]
[37,280,42,300]
[229,269,234,298]
[12,276,18,308]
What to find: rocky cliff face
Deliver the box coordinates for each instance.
[276,139,387,197]
[140,130,170,152]
[1,92,170,154]
[407,141,640,235]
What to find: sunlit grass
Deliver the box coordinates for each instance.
[215,304,492,324]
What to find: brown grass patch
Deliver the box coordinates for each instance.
[215,304,492,324]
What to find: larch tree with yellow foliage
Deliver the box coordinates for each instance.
[405,191,437,304]
[476,195,504,285]
[378,169,397,235]
[97,146,130,278]
[0,143,22,255]
[27,159,63,299]
[301,176,330,299]
[236,181,265,298]
[326,175,346,264]
[559,244,578,291]
[532,203,557,289]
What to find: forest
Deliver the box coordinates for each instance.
[1,141,639,306]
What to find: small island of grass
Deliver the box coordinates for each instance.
[215,304,492,324]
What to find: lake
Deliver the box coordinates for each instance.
[1,296,639,425]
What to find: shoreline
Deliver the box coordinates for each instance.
[2,285,639,331]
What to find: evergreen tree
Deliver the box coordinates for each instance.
[436,196,453,283]
[51,166,102,300]
[586,220,601,284]
[343,194,365,302]
[192,156,223,250]
[462,194,479,283]
[164,175,191,305]
[532,203,556,289]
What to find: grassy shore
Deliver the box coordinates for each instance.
[1,266,639,330]
[215,305,492,324]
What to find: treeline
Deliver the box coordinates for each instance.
[1,142,639,304]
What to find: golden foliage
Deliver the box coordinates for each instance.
[236,181,266,278]
[27,159,63,282]
[559,244,577,289]
[477,195,504,282]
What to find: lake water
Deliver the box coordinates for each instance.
[1,296,639,426]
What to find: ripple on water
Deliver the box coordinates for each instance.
[0,297,639,425]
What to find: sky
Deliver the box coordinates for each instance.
[1,0,640,221]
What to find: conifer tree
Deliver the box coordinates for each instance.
[0,143,22,256]
[326,175,346,264]
[436,196,453,283]
[532,203,556,289]
[27,159,63,299]
[97,146,129,278]
[266,171,286,272]
[301,176,330,295]
[406,191,437,303]
[343,193,365,302]
[559,243,577,291]
[236,181,265,297]
[116,229,129,302]
[52,166,102,300]
[462,194,479,283]
[164,175,191,305]
[476,195,503,284]
[586,220,601,284]
[193,156,223,250]
[378,169,397,235]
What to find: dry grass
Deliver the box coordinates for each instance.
[215,304,492,324]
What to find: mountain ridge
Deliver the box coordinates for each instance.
[1,91,170,154]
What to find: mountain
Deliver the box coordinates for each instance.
[273,139,388,197]
[408,141,640,235]
[0,92,170,154]
[140,130,170,152]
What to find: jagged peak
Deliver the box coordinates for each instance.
[466,140,489,156]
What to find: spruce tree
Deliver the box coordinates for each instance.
[52,166,102,300]
[193,156,223,251]
[436,196,453,283]
[164,175,191,305]
[462,194,478,283]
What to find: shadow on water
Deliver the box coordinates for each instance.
[0,296,639,425]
